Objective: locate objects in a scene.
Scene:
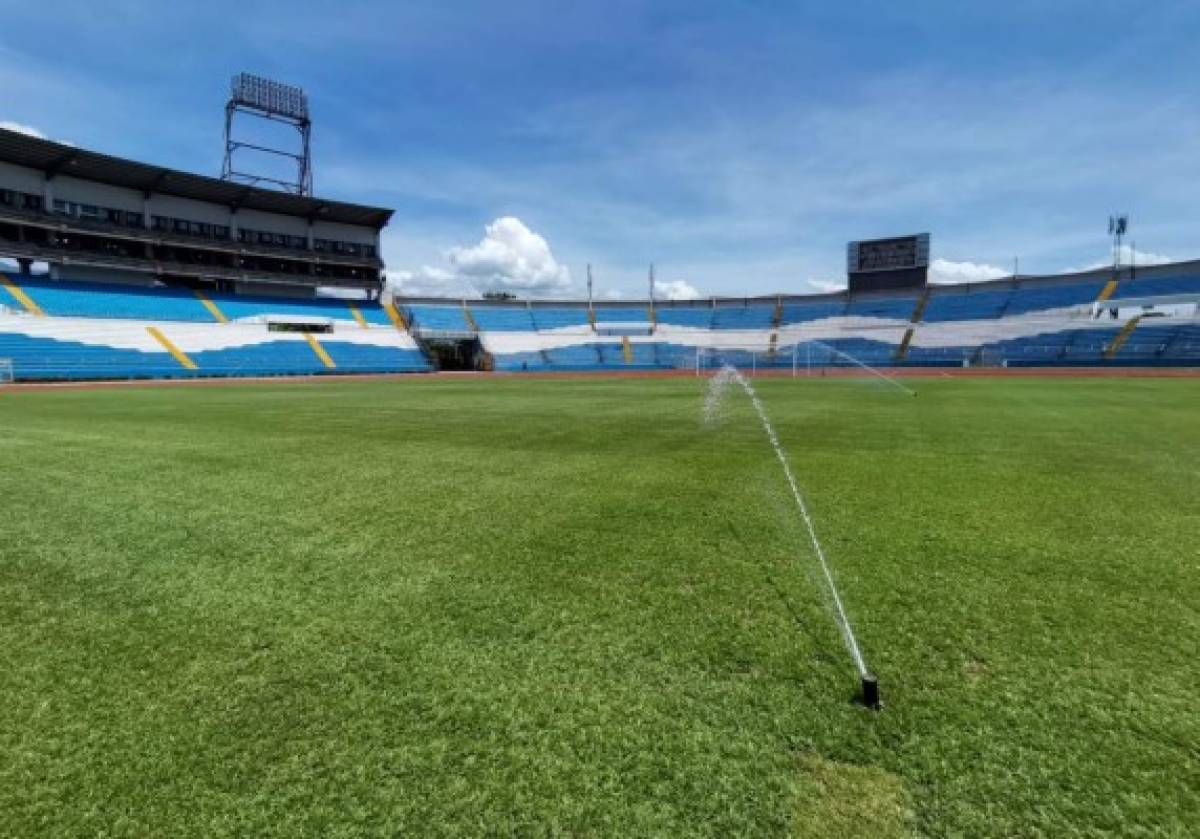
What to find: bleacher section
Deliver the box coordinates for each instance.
[1110,274,1200,300]
[780,300,846,324]
[921,288,1012,322]
[0,273,430,380]
[397,303,474,333]
[654,306,713,328]
[530,307,592,331]
[846,295,920,321]
[0,276,396,325]
[469,265,1199,372]
[1,264,1197,381]
[712,303,774,330]
[469,306,536,332]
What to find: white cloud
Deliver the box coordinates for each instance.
[928,258,1009,285]
[385,265,466,298]
[0,120,45,139]
[808,278,846,294]
[600,288,625,300]
[386,217,573,298]
[447,216,571,296]
[653,279,701,300]
[1068,245,1173,273]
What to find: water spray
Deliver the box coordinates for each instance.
[706,365,882,710]
[805,340,917,398]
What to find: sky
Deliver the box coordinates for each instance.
[2,0,1198,299]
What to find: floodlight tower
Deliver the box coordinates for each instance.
[221,72,313,195]
[1108,214,1129,270]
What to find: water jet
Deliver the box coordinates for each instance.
[705,365,880,709]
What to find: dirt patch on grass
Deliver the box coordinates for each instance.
[792,755,912,838]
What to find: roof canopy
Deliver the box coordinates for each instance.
[0,128,392,229]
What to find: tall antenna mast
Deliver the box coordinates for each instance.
[648,263,656,302]
[587,264,594,310]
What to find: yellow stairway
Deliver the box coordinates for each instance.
[193,290,228,323]
[146,327,198,370]
[382,300,408,331]
[0,274,45,316]
[1104,315,1142,359]
[303,333,337,369]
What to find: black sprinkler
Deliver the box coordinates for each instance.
[861,674,882,710]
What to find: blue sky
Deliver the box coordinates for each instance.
[3,1,1198,298]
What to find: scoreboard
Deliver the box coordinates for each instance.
[847,233,930,292]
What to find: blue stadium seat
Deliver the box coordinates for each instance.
[655,307,713,328]
[779,301,845,324]
[531,307,591,331]
[922,289,1012,322]
[1004,281,1107,315]
[403,304,473,332]
[1110,275,1200,300]
[712,304,773,330]
[3,276,211,321]
[846,296,919,321]
[470,305,536,331]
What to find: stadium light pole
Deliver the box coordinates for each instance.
[222,72,314,196]
[1109,214,1129,272]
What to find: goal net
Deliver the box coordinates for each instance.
[693,342,888,377]
[695,342,916,395]
[0,358,13,384]
[693,345,795,377]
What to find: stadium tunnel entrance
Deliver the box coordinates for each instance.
[419,336,488,371]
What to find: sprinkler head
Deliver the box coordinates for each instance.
[860,674,882,710]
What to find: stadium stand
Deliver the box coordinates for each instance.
[712,303,774,330]
[469,305,536,332]
[530,306,592,331]
[2,259,1198,381]
[461,261,1199,373]
[654,305,714,328]
[402,303,474,333]
[0,274,430,380]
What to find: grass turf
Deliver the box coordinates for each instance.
[0,375,1196,837]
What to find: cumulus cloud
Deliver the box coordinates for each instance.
[447,217,572,296]
[386,217,573,298]
[0,120,46,139]
[653,279,701,300]
[928,258,1009,285]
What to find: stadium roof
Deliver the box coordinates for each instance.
[0,128,393,229]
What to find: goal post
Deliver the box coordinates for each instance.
[693,341,917,395]
[694,345,802,377]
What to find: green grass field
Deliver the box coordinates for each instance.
[1,375,1197,837]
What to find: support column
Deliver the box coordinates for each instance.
[17,257,32,275]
